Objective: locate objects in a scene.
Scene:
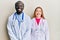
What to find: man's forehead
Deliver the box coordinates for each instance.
[16,1,24,5]
[16,3,24,7]
[18,3,24,5]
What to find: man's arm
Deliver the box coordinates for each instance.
[7,17,18,40]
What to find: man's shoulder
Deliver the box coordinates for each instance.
[8,12,15,21]
[24,13,29,17]
[24,13,31,19]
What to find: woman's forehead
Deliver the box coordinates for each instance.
[36,8,41,11]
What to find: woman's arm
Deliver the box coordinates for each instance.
[44,20,49,40]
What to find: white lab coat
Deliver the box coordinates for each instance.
[31,18,49,40]
[7,12,31,40]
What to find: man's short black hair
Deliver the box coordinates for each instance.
[15,1,24,9]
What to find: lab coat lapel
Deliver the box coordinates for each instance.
[34,18,44,30]
[13,18,20,38]
[20,14,27,36]
[39,18,45,33]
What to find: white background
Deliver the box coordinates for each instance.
[0,0,60,40]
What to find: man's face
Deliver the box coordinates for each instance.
[15,1,24,14]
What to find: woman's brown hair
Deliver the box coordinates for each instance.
[33,6,45,19]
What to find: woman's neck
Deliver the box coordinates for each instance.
[36,17,41,19]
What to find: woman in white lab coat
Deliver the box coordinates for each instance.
[31,7,49,40]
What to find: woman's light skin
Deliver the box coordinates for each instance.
[35,8,42,19]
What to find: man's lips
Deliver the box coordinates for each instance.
[18,9,21,11]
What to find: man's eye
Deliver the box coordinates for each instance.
[16,6,18,8]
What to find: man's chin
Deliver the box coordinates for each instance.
[17,11,22,15]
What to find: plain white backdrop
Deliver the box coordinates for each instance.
[0,0,60,40]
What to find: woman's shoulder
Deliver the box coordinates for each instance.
[31,18,35,21]
[41,18,47,23]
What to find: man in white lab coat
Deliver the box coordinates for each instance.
[7,1,31,40]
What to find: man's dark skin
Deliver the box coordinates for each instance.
[15,1,24,15]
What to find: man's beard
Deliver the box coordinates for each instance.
[17,12,22,15]
[16,9,23,15]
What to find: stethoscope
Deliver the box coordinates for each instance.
[12,12,24,40]
[13,12,24,27]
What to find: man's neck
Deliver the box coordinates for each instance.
[16,12,22,15]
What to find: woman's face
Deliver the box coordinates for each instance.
[35,8,42,18]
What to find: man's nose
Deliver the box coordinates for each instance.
[19,6,23,8]
[18,7,22,9]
